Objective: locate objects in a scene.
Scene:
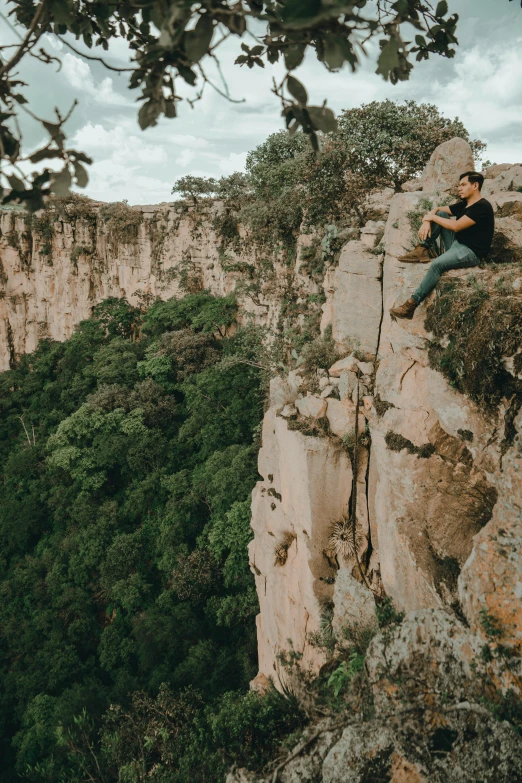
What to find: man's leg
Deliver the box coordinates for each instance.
[399,211,454,263]
[412,242,478,305]
[390,242,479,320]
[422,211,456,254]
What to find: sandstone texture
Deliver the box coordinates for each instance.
[229,609,522,783]
[332,568,378,648]
[248,139,522,680]
[321,240,382,356]
[249,406,353,679]
[459,408,522,655]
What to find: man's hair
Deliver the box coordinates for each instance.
[459,171,484,191]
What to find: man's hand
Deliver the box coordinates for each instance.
[418,220,432,242]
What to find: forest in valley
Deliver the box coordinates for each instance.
[0,292,305,781]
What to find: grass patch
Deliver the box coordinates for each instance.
[385,431,435,458]
[425,271,522,411]
[373,394,395,417]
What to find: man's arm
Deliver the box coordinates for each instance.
[418,205,453,240]
[423,210,476,233]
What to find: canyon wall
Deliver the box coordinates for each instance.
[0,200,276,372]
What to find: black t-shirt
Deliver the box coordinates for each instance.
[449,198,495,259]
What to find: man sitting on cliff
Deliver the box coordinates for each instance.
[390,171,495,320]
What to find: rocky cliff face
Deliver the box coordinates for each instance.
[236,145,522,782]
[0,199,276,372]
[248,145,522,688]
[2,141,522,778]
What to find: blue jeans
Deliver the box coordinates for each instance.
[412,211,479,304]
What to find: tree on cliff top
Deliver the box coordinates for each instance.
[1,0,518,211]
[172,99,485,240]
[338,100,486,191]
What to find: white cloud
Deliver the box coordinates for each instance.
[79,158,172,204]
[62,53,131,106]
[73,123,168,165]
[170,134,210,149]
[430,42,522,135]
[219,152,248,174]
[176,149,197,167]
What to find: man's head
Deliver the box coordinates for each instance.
[458,171,484,200]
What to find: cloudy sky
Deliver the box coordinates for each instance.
[2,0,522,204]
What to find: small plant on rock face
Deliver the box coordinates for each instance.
[300,328,340,374]
[327,650,365,698]
[274,533,295,566]
[309,600,336,653]
[328,515,364,560]
[385,431,435,459]
[480,608,503,641]
[99,200,143,244]
[342,622,378,657]
[375,597,405,628]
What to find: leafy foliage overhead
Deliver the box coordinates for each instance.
[2,0,518,208]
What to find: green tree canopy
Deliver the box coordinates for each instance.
[338,99,486,191]
[0,292,273,781]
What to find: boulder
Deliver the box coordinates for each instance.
[319,376,330,390]
[332,568,378,648]
[339,369,358,400]
[320,385,335,399]
[356,360,374,376]
[483,165,522,196]
[326,398,356,438]
[279,404,297,419]
[365,610,481,714]
[296,395,327,420]
[389,754,428,783]
[401,178,421,192]
[279,723,339,783]
[484,163,514,179]
[490,191,522,220]
[329,355,358,377]
[419,137,475,193]
[360,220,386,249]
[351,383,368,404]
[321,241,382,356]
[362,396,373,413]
[459,409,522,655]
[269,372,302,408]
[322,724,395,783]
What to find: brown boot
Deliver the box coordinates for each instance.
[398,245,433,263]
[390,297,418,320]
